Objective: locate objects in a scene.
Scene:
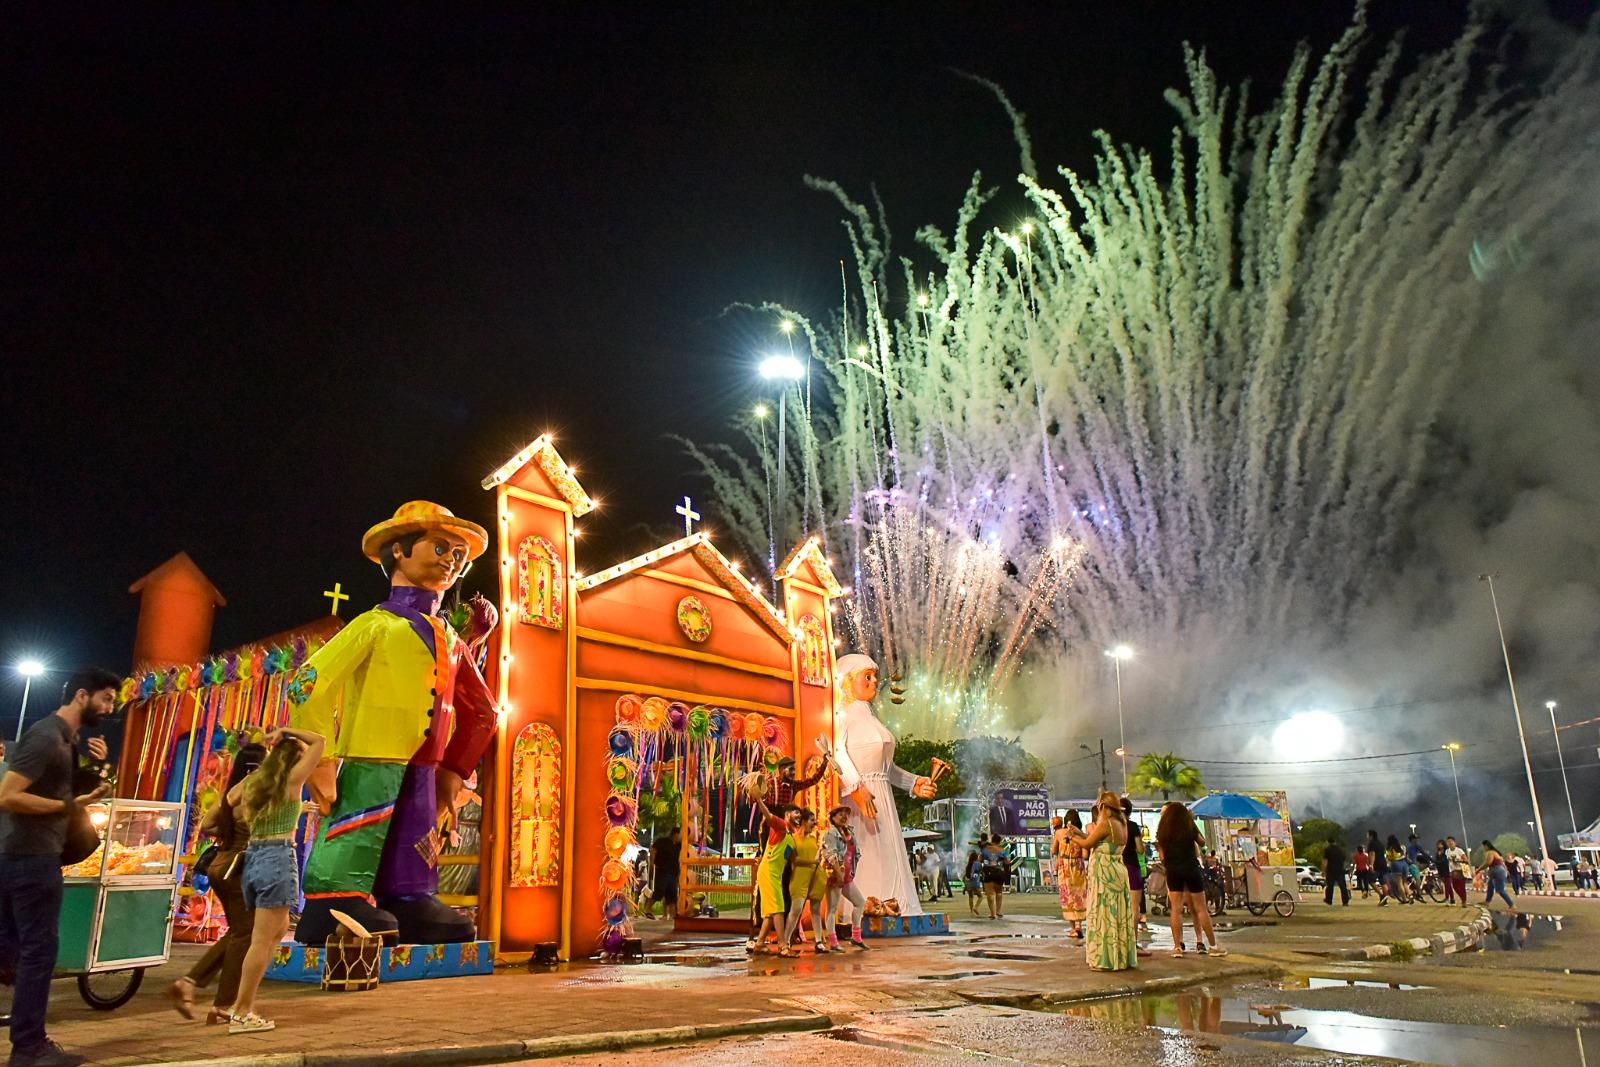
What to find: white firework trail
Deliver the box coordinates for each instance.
[683,9,1600,745]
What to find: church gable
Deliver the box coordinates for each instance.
[481,433,595,516]
[577,533,791,646]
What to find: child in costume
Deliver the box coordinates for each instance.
[781,809,831,953]
[286,502,498,945]
[821,805,869,949]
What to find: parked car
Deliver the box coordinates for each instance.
[1296,863,1324,887]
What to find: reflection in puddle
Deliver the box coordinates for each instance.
[1049,988,1591,1066]
[966,949,1053,961]
[916,970,1002,981]
[1292,977,1431,991]
[1478,912,1563,952]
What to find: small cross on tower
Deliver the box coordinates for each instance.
[323,582,350,617]
[675,496,700,537]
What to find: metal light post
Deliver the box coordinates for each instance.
[1105,645,1132,792]
[1479,574,1550,863]
[14,659,46,742]
[1545,701,1578,835]
[759,355,804,559]
[1442,743,1469,849]
[753,404,774,574]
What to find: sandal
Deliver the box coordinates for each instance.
[1170,948,1185,958]
[777,947,798,958]
[229,1012,276,1035]
[206,1007,236,1026]
[166,977,197,1020]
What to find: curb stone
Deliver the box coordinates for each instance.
[1325,906,1494,961]
[127,1014,836,1067]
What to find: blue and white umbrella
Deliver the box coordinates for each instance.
[1188,792,1282,821]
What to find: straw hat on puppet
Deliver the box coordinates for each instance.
[361,501,489,564]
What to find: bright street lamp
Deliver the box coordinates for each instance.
[1104,645,1133,792]
[1442,743,1468,849]
[1545,701,1578,836]
[14,659,47,742]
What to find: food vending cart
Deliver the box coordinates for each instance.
[1190,792,1297,918]
[57,798,184,1009]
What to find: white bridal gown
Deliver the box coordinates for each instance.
[832,698,924,915]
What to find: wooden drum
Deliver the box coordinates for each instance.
[321,933,382,992]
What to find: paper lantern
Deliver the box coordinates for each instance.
[604,826,635,859]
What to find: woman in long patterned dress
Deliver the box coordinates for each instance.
[1082,790,1137,972]
[1054,808,1088,938]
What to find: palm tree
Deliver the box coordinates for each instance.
[1130,753,1204,801]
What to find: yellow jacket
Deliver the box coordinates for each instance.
[286,607,496,777]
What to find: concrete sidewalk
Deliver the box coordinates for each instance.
[25,901,1481,1067]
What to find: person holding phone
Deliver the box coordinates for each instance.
[0,667,120,1067]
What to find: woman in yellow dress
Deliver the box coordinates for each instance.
[782,809,832,954]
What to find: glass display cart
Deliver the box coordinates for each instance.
[57,799,184,1009]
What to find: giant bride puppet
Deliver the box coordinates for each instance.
[829,653,938,915]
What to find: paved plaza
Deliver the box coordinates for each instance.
[19,892,1598,1066]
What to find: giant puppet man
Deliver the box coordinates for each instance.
[287,501,497,945]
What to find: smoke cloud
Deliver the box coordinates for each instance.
[692,7,1600,840]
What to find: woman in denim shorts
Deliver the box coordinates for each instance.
[224,726,324,1035]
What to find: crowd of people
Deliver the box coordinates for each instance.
[1327,828,1596,908]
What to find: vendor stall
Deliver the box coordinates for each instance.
[1190,792,1297,917]
[58,798,185,1009]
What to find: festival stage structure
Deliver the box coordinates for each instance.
[116,434,852,964]
[482,434,845,960]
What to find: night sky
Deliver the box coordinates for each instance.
[0,3,1502,724]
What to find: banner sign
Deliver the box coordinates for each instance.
[989,787,1051,837]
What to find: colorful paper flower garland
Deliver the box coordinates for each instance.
[598,692,790,954]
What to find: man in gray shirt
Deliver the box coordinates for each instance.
[0,668,117,1067]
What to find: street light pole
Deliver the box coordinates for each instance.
[759,355,804,560]
[1105,645,1132,792]
[1546,701,1578,835]
[1479,574,1551,863]
[753,404,774,575]
[1442,743,1468,849]
[14,659,45,742]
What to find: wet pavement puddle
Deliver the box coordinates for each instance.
[965,949,1054,961]
[1475,911,1564,952]
[1036,982,1593,1066]
[916,970,1002,981]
